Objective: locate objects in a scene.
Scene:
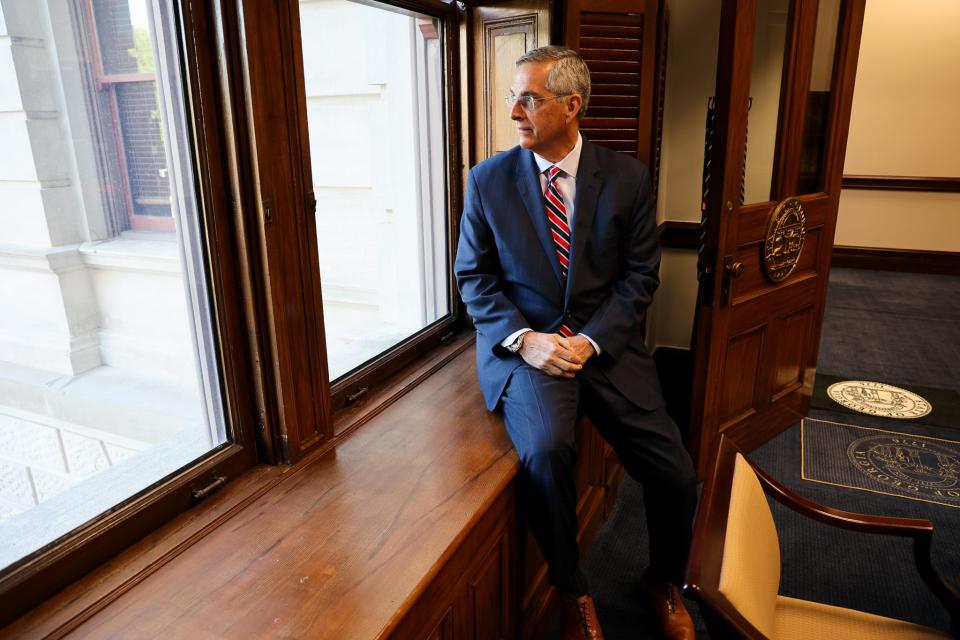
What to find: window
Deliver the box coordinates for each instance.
[0,0,462,624]
[295,0,456,387]
[85,0,175,231]
[0,0,228,568]
[0,0,256,622]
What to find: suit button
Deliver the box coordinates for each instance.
[564,310,572,318]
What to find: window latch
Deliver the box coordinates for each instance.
[192,475,228,501]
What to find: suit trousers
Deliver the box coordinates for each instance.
[500,361,698,596]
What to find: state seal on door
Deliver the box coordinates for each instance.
[763,198,806,283]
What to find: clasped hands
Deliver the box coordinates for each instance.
[518,332,595,378]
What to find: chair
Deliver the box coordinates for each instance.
[684,435,959,640]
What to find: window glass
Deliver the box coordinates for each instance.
[296,0,450,381]
[742,0,791,204]
[0,0,226,571]
[796,0,842,194]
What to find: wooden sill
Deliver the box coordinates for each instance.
[6,343,519,638]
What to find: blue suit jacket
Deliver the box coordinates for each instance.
[455,138,665,411]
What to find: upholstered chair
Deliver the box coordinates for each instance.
[685,435,959,639]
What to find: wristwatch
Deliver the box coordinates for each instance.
[506,332,526,354]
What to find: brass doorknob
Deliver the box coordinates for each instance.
[725,260,744,278]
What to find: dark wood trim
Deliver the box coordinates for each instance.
[832,246,960,275]
[657,220,700,250]
[841,175,960,193]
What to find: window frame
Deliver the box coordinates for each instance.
[283,0,466,435]
[0,0,261,624]
[1,0,468,625]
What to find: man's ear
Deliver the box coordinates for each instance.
[566,94,584,123]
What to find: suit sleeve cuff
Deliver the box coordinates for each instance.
[578,333,601,355]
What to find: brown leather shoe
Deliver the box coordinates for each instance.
[561,594,604,640]
[639,577,695,640]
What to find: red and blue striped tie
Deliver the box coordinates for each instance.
[545,166,574,338]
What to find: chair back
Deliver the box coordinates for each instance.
[685,436,782,639]
[717,453,782,638]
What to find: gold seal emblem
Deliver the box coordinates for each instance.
[763,198,806,283]
[827,380,932,419]
[847,435,960,502]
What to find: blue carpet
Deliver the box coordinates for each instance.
[817,268,960,391]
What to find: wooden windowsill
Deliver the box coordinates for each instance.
[6,343,519,638]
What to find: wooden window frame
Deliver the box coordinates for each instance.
[277,0,467,443]
[315,0,466,419]
[3,0,468,624]
[0,0,261,624]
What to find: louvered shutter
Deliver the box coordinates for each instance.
[565,0,665,186]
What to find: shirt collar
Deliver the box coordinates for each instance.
[533,132,582,179]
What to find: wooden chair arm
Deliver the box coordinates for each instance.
[748,458,934,537]
[744,452,960,632]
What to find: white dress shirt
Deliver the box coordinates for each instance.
[501,133,601,355]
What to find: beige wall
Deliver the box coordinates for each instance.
[836,0,960,249]
[648,0,720,350]
[655,0,720,226]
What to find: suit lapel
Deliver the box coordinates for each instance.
[565,139,601,309]
[515,150,564,289]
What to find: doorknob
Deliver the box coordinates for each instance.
[721,255,743,306]
[725,259,744,279]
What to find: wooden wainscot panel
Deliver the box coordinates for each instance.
[717,325,765,429]
[769,304,816,401]
[424,606,455,640]
[388,485,519,640]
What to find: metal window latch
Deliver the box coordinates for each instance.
[346,387,369,406]
[192,475,227,501]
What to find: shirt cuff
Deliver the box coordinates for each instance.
[578,333,601,355]
[501,328,532,349]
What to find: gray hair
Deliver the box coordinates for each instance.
[516,46,591,119]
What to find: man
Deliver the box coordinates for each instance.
[454,46,698,639]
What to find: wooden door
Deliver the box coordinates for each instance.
[689,0,867,476]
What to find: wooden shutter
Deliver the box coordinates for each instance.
[565,0,665,182]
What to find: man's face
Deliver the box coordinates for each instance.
[509,62,579,159]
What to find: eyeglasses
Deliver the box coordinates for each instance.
[504,93,573,111]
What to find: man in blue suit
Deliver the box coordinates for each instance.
[455,46,697,640]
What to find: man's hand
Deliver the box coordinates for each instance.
[518,332,593,378]
[563,335,596,364]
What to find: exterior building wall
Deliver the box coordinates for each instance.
[0,0,194,383]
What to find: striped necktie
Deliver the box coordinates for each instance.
[544,165,574,338]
